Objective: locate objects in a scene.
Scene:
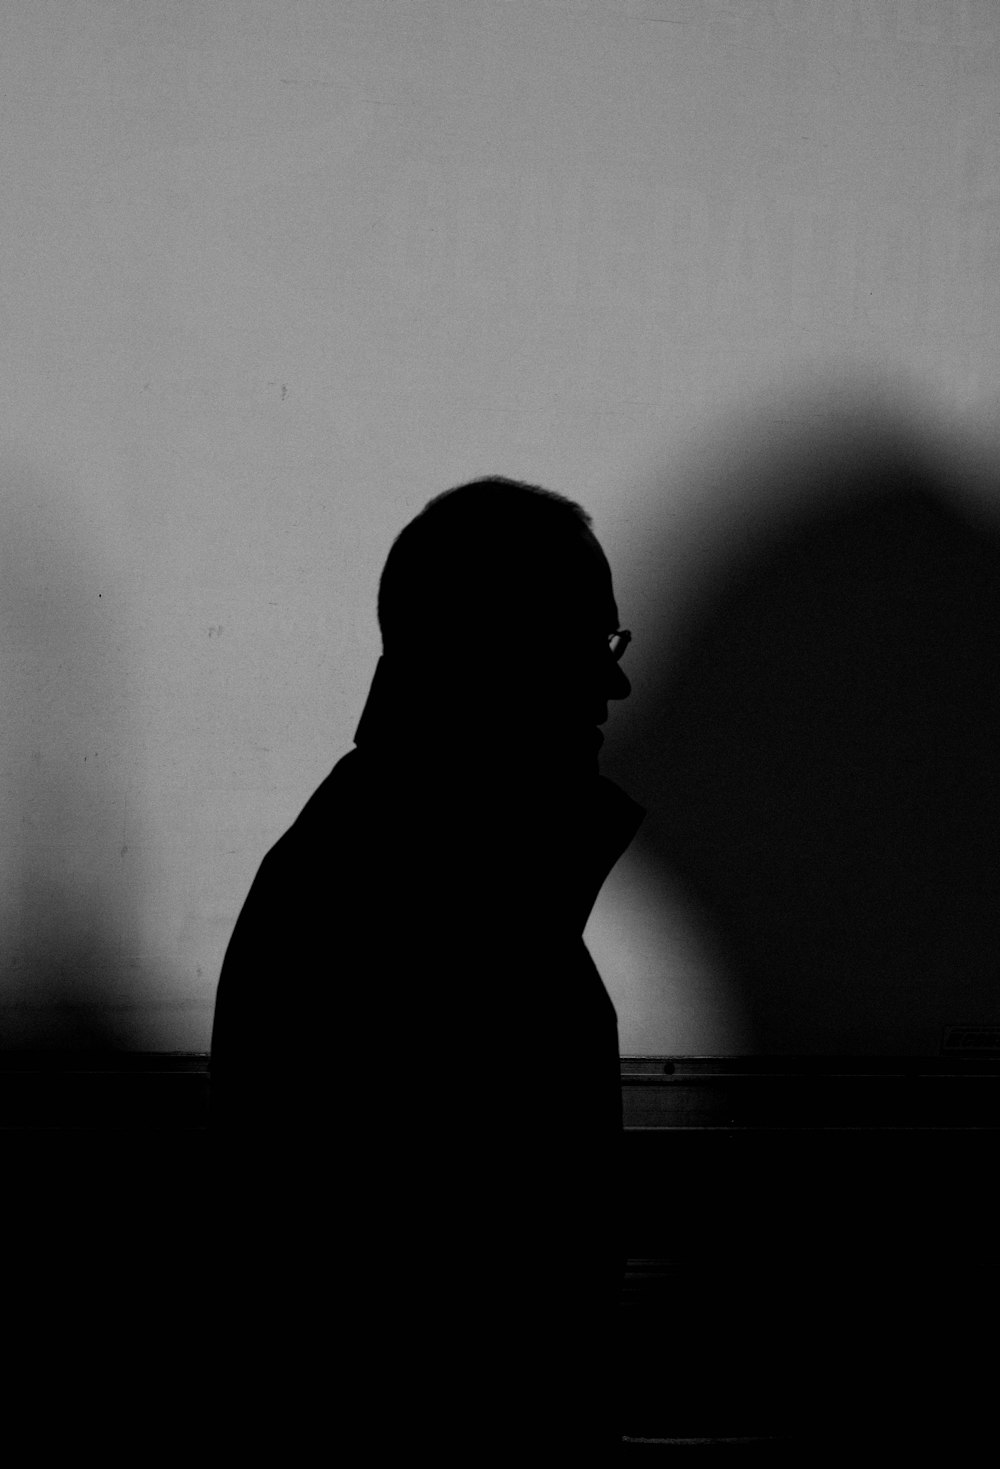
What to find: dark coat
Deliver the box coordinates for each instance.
[210,662,643,1453]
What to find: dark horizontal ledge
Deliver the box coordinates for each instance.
[0,1052,209,1073]
[622,1055,1000,1128]
[0,1052,210,1130]
[621,1055,1000,1076]
[625,1124,1000,1133]
[0,1052,998,1130]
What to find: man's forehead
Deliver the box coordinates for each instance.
[539,528,619,630]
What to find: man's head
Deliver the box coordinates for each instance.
[376,477,630,754]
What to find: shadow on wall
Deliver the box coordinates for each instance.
[0,458,152,1050]
[602,381,1000,1055]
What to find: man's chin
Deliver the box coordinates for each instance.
[567,723,604,755]
[540,720,603,748]
[557,724,604,769]
[505,719,604,776]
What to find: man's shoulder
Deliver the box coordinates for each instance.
[292,747,367,825]
[251,749,371,877]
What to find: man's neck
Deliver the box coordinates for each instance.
[354,657,603,787]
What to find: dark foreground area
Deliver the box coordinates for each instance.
[1,1053,996,1453]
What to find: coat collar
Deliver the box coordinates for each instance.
[352,657,645,930]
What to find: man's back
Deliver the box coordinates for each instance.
[211,740,642,1452]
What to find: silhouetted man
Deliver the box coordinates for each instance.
[211,478,643,1456]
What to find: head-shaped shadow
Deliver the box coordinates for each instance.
[602,387,1000,1053]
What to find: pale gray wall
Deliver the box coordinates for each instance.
[1,1,998,1051]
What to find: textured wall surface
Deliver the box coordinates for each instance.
[1,1,998,1051]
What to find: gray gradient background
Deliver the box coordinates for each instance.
[1,0,998,1052]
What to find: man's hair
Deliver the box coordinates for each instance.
[377,477,595,654]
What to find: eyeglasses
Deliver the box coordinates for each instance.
[608,629,631,662]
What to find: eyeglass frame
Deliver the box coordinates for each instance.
[608,629,631,662]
